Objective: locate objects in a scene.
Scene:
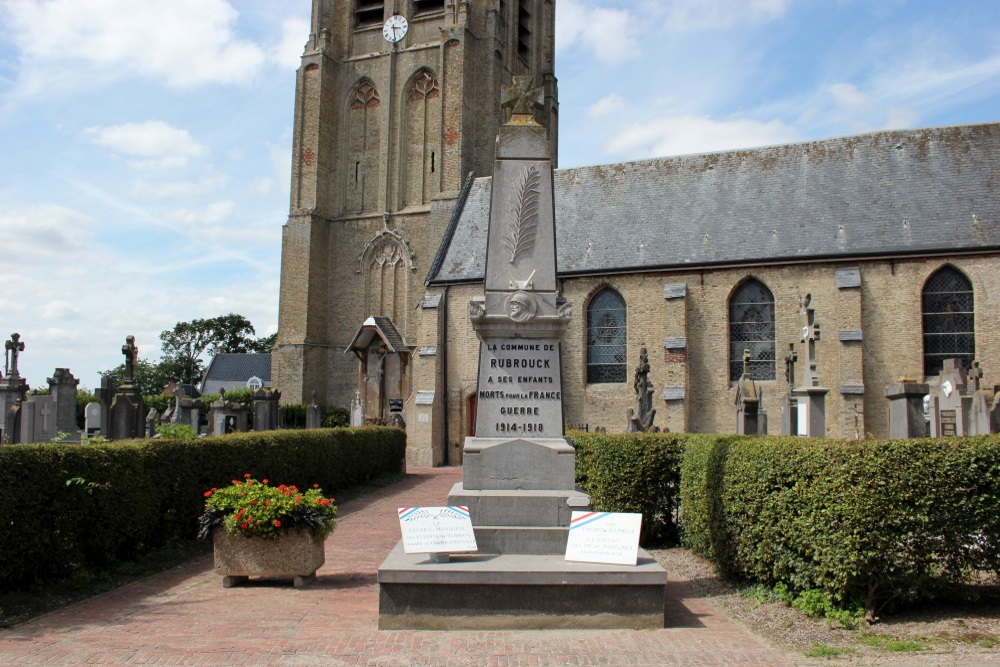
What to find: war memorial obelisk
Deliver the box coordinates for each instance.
[378,79,667,629]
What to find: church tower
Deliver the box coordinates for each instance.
[274,0,558,458]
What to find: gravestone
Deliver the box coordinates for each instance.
[170,385,202,432]
[793,301,829,436]
[252,388,281,431]
[146,408,160,438]
[306,391,323,429]
[208,388,249,435]
[379,77,667,630]
[780,342,798,435]
[48,368,81,441]
[885,381,930,438]
[627,346,658,432]
[108,336,145,440]
[97,375,116,437]
[350,389,365,427]
[84,402,102,435]
[928,358,971,437]
[735,348,765,435]
[967,361,994,436]
[21,395,56,443]
[1,333,29,444]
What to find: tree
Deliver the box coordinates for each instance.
[101,359,171,397]
[159,313,273,385]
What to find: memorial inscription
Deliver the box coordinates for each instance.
[476,338,563,437]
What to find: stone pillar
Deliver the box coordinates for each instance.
[208,389,249,435]
[252,388,281,432]
[48,368,81,441]
[661,283,688,433]
[885,382,929,439]
[793,303,828,437]
[834,267,865,438]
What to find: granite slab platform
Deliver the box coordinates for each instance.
[377,541,667,629]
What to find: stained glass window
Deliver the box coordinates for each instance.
[923,266,974,377]
[729,279,775,381]
[587,288,626,383]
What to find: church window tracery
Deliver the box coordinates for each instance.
[587,288,627,383]
[345,79,381,212]
[922,266,974,377]
[401,69,442,207]
[729,279,775,381]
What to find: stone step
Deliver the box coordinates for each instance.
[448,482,590,527]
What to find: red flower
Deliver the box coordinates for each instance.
[272,520,282,527]
[250,500,257,506]
[231,480,239,485]
[203,490,213,497]
[312,483,319,488]
[319,499,330,506]
[262,479,269,484]
[277,484,285,490]
[240,522,249,530]
[264,500,272,505]
[244,473,252,478]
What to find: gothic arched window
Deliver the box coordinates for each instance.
[729,279,775,381]
[345,79,381,213]
[922,266,974,377]
[587,288,626,383]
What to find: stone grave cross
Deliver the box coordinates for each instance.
[800,306,821,387]
[5,333,24,377]
[970,360,983,393]
[500,75,543,117]
[121,335,138,386]
[39,400,52,433]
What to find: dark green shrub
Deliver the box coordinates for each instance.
[322,406,350,428]
[280,403,307,428]
[571,432,684,545]
[0,427,405,591]
[680,434,1000,617]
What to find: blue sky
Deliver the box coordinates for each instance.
[1,0,998,391]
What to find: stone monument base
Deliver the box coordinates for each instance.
[377,542,667,629]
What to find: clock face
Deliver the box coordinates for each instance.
[383,15,408,43]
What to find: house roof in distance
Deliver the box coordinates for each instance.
[426,123,1000,284]
[200,353,271,395]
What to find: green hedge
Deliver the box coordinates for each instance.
[0,427,405,590]
[681,435,1000,615]
[572,432,685,544]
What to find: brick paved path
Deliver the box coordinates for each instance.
[0,467,791,666]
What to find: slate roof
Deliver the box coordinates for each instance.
[426,123,1000,284]
[345,316,409,354]
[200,353,271,395]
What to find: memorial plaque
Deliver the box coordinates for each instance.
[940,409,957,437]
[565,512,642,566]
[398,506,478,554]
[475,338,563,437]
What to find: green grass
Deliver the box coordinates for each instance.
[804,644,857,658]
[858,634,928,652]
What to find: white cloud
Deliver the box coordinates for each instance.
[828,83,869,109]
[42,300,83,320]
[0,204,97,260]
[271,18,310,69]
[556,0,641,65]
[164,200,235,225]
[586,93,628,118]
[129,172,228,199]
[656,0,790,32]
[3,0,267,96]
[83,121,206,169]
[605,114,800,159]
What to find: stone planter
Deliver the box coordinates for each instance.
[213,528,327,588]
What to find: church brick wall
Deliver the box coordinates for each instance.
[440,255,1000,442]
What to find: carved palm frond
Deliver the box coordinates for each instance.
[503,165,540,264]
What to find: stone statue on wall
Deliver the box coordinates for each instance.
[627,346,659,433]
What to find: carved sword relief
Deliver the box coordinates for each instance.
[503,165,540,264]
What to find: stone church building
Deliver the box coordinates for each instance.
[274,0,1000,466]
